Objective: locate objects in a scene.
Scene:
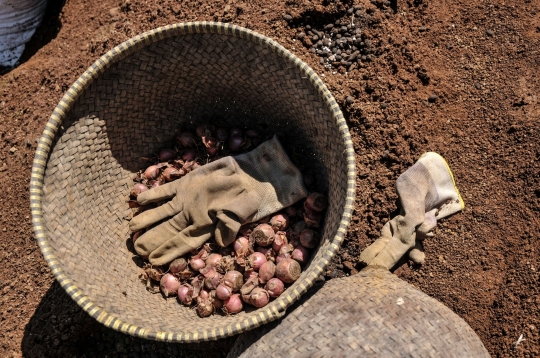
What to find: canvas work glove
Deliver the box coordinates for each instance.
[359,152,464,269]
[130,136,308,266]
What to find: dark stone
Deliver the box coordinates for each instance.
[346,96,354,104]
[347,8,354,14]
[486,29,494,36]
[283,14,293,21]
[428,94,438,102]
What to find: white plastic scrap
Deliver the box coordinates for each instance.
[0,0,47,67]
[514,334,525,348]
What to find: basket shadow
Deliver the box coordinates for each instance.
[22,281,237,358]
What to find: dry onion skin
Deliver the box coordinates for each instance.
[129,125,328,317]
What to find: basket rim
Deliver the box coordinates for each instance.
[30,21,356,343]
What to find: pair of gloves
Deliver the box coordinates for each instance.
[131,134,463,271]
[359,152,464,269]
[130,136,308,266]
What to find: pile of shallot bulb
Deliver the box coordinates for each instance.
[127,124,266,205]
[129,125,328,317]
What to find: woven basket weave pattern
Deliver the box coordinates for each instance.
[32,23,355,342]
[228,267,490,357]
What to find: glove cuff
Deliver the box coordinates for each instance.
[233,136,308,222]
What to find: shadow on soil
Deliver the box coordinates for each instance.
[22,281,236,358]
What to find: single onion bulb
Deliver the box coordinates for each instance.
[275,258,301,283]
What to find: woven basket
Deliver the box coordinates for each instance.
[30,22,356,342]
[228,267,490,357]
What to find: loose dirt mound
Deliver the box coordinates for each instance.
[0,0,538,357]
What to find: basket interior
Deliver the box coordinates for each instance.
[41,30,348,336]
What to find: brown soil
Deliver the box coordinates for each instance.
[1,0,539,357]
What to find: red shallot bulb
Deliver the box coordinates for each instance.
[198,289,210,301]
[178,285,194,305]
[259,261,276,283]
[206,146,218,157]
[303,210,322,228]
[248,252,267,271]
[265,278,285,298]
[305,192,328,212]
[160,273,180,297]
[216,127,229,141]
[276,253,291,264]
[240,275,259,303]
[197,298,214,317]
[202,136,218,148]
[143,165,160,180]
[159,148,176,162]
[272,231,288,253]
[181,147,198,161]
[144,265,164,281]
[284,206,298,218]
[252,224,275,247]
[300,229,319,249]
[292,245,310,265]
[130,183,148,198]
[213,298,223,309]
[223,294,243,314]
[196,123,215,137]
[216,284,233,300]
[269,213,289,232]
[200,265,217,278]
[234,236,250,256]
[169,258,188,274]
[229,135,245,152]
[229,127,243,137]
[292,220,308,237]
[204,272,222,290]
[162,167,182,182]
[276,258,301,283]
[178,132,197,147]
[249,288,270,308]
[243,269,258,281]
[205,253,222,267]
[210,291,224,309]
[151,180,162,188]
[190,258,205,271]
[222,271,244,292]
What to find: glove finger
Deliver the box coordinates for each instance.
[417,210,437,237]
[129,199,182,232]
[134,214,188,259]
[215,210,242,248]
[148,224,213,266]
[137,181,178,205]
[359,221,392,265]
[409,240,425,265]
[369,219,416,270]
